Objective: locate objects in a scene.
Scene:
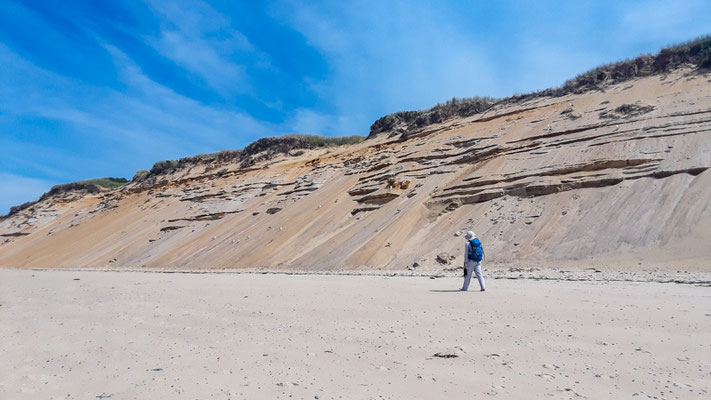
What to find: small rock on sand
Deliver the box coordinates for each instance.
[436,253,455,264]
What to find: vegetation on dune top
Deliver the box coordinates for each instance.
[529,35,711,99]
[370,35,711,137]
[238,135,364,168]
[39,177,128,200]
[369,96,498,137]
[5,177,128,217]
[4,134,366,217]
[141,150,244,180]
[137,134,366,180]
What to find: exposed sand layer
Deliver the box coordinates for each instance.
[1,269,709,399]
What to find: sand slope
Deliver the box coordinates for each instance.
[1,69,710,271]
[1,269,709,399]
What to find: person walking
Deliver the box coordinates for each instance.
[461,231,485,292]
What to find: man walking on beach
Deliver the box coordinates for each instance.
[462,231,486,292]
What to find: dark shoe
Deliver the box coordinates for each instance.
[480,288,486,292]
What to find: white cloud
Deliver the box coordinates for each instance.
[0,42,279,157]
[270,1,498,134]
[143,0,265,97]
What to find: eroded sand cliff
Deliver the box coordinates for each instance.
[1,66,710,271]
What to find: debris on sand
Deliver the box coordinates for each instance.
[433,352,458,358]
[436,253,455,264]
[433,346,466,358]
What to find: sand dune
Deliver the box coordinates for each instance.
[1,269,709,399]
[1,67,710,271]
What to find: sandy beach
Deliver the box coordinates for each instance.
[0,269,709,399]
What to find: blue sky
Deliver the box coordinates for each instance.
[1,0,709,214]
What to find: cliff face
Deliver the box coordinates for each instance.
[2,66,710,271]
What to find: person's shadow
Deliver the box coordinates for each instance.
[429,289,462,293]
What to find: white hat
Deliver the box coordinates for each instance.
[464,231,475,240]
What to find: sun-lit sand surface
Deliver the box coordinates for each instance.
[1,269,709,399]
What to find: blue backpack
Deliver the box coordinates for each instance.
[468,238,484,262]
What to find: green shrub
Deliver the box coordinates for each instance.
[140,135,365,178]
[238,135,366,167]
[36,177,127,202]
[369,96,498,137]
[287,134,365,147]
[84,177,128,189]
[132,169,149,181]
[558,35,711,94]
[3,177,128,217]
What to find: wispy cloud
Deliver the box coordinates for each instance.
[0,36,283,213]
[0,41,279,182]
[273,1,497,119]
[143,0,263,97]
